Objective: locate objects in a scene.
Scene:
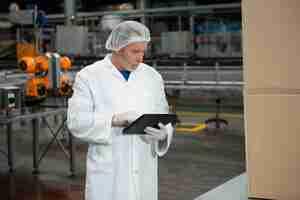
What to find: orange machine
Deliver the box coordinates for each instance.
[18,55,49,98]
[18,53,72,102]
[16,42,36,60]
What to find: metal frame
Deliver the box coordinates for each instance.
[0,107,75,176]
[47,3,241,22]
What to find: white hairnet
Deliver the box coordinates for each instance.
[105,20,151,51]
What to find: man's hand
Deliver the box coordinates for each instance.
[142,122,170,142]
[112,111,141,127]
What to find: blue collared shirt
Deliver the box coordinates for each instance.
[119,69,131,81]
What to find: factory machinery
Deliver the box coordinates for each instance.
[18,53,72,99]
[0,51,74,174]
[0,3,74,116]
[0,53,72,118]
[148,58,242,90]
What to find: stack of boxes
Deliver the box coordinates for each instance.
[243,0,300,199]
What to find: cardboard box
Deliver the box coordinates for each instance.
[243,1,300,200]
[243,0,300,90]
[245,94,300,200]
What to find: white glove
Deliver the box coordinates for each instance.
[143,122,168,142]
[112,111,141,127]
[142,122,174,157]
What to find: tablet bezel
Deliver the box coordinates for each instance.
[122,114,177,135]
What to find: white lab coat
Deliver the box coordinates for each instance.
[67,54,171,200]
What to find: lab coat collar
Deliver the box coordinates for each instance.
[104,54,123,79]
[104,54,142,79]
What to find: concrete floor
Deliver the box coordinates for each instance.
[159,132,245,200]
[0,99,245,200]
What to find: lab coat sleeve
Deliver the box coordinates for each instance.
[154,76,169,114]
[67,73,113,145]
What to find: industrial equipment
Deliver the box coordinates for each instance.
[47,53,72,96]
[18,53,72,104]
[0,85,22,116]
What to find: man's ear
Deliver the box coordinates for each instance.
[119,46,127,54]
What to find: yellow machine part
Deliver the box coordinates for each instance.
[16,42,36,60]
[59,56,71,70]
[25,76,49,97]
[176,122,207,133]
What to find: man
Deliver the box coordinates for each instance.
[67,21,174,200]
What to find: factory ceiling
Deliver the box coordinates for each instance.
[0,0,240,13]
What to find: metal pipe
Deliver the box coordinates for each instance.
[178,16,182,31]
[64,0,76,26]
[164,84,243,91]
[47,3,241,20]
[190,15,195,51]
[156,66,243,70]
[165,80,243,86]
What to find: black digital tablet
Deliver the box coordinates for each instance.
[123,114,178,135]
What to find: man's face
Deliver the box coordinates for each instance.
[118,42,147,71]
